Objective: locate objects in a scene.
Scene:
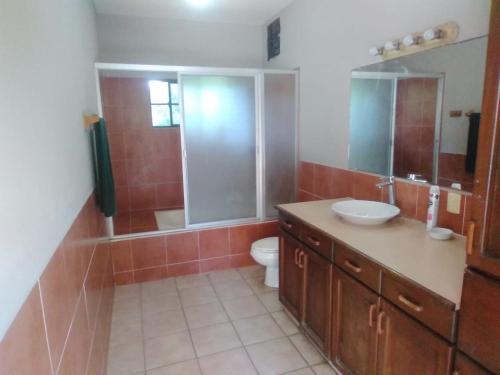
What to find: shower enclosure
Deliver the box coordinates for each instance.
[96,64,298,237]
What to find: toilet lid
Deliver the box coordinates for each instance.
[251,237,279,253]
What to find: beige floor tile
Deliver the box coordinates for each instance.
[146,359,201,375]
[286,368,315,375]
[246,337,307,375]
[237,265,265,280]
[113,297,142,320]
[198,348,257,375]
[214,279,253,301]
[184,301,229,329]
[233,314,284,345]
[289,334,324,366]
[256,291,283,312]
[179,285,218,307]
[141,278,177,298]
[208,269,242,284]
[271,311,299,336]
[107,340,145,375]
[312,363,340,375]
[144,331,195,370]
[142,294,181,314]
[114,284,141,301]
[109,317,143,347]
[222,295,267,320]
[176,274,210,290]
[246,276,278,295]
[190,322,242,357]
[142,309,187,339]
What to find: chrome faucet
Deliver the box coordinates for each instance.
[376,176,396,205]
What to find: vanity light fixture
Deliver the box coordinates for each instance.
[384,40,400,51]
[369,46,384,57]
[369,22,458,59]
[423,28,443,41]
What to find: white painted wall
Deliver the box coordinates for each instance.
[264,0,491,167]
[96,14,264,68]
[0,0,98,338]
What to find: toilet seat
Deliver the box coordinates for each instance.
[251,237,279,254]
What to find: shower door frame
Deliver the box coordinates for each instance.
[94,63,298,238]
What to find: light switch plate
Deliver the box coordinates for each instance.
[446,192,461,214]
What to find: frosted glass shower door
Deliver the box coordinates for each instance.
[181,74,257,225]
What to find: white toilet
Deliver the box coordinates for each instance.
[250,237,279,288]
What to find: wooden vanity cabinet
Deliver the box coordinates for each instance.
[376,299,454,375]
[279,231,304,320]
[302,246,333,352]
[331,269,378,375]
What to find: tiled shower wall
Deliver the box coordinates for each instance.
[101,77,184,233]
[0,195,113,375]
[439,153,474,191]
[298,161,472,236]
[110,221,279,285]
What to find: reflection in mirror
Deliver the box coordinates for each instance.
[348,36,487,192]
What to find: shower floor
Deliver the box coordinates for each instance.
[113,208,185,235]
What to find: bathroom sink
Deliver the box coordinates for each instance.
[331,200,400,225]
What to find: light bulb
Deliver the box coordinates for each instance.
[423,28,442,41]
[403,35,416,47]
[384,40,399,51]
[369,46,383,56]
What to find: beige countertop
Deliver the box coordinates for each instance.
[277,199,467,308]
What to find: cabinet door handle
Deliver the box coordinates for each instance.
[466,221,475,256]
[306,236,320,246]
[377,311,386,335]
[368,304,377,327]
[344,259,362,273]
[294,248,300,266]
[298,251,305,269]
[283,220,293,229]
[398,294,423,312]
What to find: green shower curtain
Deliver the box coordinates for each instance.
[91,118,116,217]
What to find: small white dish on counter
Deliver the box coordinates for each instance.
[331,200,400,225]
[428,227,454,240]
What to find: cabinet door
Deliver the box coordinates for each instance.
[454,352,493,375]
[279,231,304,320]
[376,300,453,375]
[302,247,332,352]
[331,268,378,375]
[467,0,500,278]
[458,269,500,374]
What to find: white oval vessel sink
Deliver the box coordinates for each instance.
[331,200,400,225]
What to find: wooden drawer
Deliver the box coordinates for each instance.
[279,211,301,239]
[300,224,333,261]
[381,271,457,342]
[334,245,380,292]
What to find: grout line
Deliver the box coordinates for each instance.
[138,281,147,373]
[37,281,55,375]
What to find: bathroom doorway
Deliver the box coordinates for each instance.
[96,64,298,237]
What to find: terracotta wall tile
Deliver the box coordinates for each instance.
[259,221,279,238]
[298,162,314,192]
[330,168,354,198]
[461,196,473,236]
[199,228,229,259]
[134,266,167,283]
[297,190,321,202]
[229,253,257,268]
[130,210,157,228]
[108,132,126,161]
[38,245,74,368]
[129,185,157,211]
[229,224,261,254]
[111,160,128,187]
[416,185,430,222]
[393,180,418,218]
[167,261,200,277]
[167,232,199,264]
[313,164,333,198]
[156,182,184,209]
[110,240,133,272]
[0,285,52,375]
[131,236,166,269]
[437,190,466,234]
[58,296,91,375]
[353,173,383,201]
[100,77,122,107]
[114,271,134,286]
[200,257,231,273]
[115,186,130,213]
[84,243,108,333]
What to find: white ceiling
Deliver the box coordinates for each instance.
[93,0,295,25]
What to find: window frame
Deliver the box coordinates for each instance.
[149,79,180,128]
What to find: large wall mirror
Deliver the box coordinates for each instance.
[348,36,487,192]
